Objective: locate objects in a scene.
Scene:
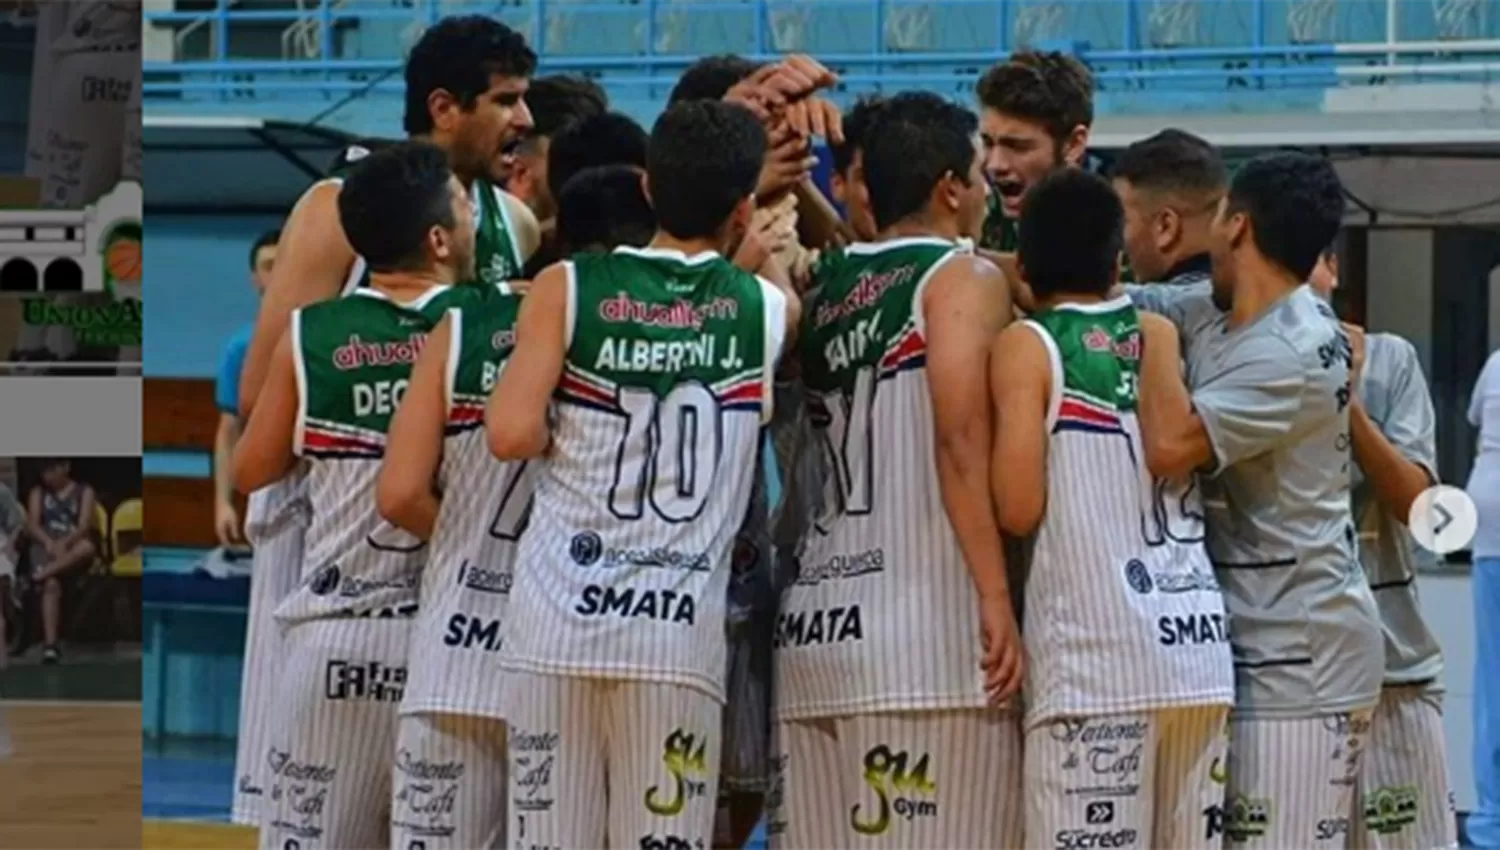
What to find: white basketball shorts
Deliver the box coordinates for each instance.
[258,618,410,850]
[390,713,509,850]
[768,708,1023,850]
[232,494,307,826]
[499,671,722,850]
[1222,709,1374,849]
[1024,705,1229,850]
[1350,686,1457,850]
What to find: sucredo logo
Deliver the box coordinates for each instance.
[1054,828,1138,850]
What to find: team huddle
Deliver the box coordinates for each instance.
[225,13,1456,850]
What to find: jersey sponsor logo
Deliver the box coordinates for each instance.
[441,613,503,652]
[353,378,410,416]
[570,532,604,566]
[773,604,864,648]
[1125,560,1219,595]
[392,752,463,839]
[1324,712,1370,788]
[1081,324,1140,360]
[510,729,558,815]
[266,749,337,784]
[644,729,710,816]
[638,835,698,850]
[457,560,512,595]
[1205,795,1270,842]
[1362,785,1419,835]
[849,745,938,835]
[594,334,742,374]
[595,546,711,573]
[1054,828,1137,849]
[324,659,406,703]
[332,333,427,370]
[598,292,739,330]
[1156,613,1229,646]
[1054,719,1147,798]
[574,585,697,624]
[813,264,916,328]
[1315,817,1350,842]
[794,548,884,586]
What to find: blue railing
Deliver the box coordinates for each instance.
[141,0,1500,108]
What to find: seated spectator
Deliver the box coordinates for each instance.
[26,459,97,665]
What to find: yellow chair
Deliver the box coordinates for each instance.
[110,498,142,578]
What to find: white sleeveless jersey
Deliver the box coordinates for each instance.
[1021,302,1233,727]
[775,238,987,720]
[273,287,462,626]
[402,298,535,718]
[497,248,788,701]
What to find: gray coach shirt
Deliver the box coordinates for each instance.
[1127,281,1384,718]
[1353,333,1445,691]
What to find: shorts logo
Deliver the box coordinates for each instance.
[1054,828,1137,849]
[324,660,405,703]
[1124,560,1152,594]
[309,563,340,596]
[644,729,709,817]
[1315,817,1349,841]
[1086,802,1115,824]
[511,729,558,815]
[849,745,938,836]
[570,532,603,566]
[1222,795,1271,841]
[638,835,697,850]
[1362,786,1419,836]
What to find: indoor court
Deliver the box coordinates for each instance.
[0,701,141,849]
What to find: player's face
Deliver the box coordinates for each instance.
[1308,251,1339,299]
[41,464,68,489]
[1114,178,1169,283]
[1208,195,1246,310]
[450,74,533,185]
[433,176,477,282]
[251,244,277,296]
[980,109,1084,219]
[508,135,553,219]
[841,150,878,241]
[957,135,991,240]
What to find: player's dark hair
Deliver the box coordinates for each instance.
[668,54,764,103]
[976,50,1093,143]
[1110,129,1226,198]
[1018,169,1123,298]
[523,74,608,141]
[829,96,889,176]
[861,92,978,232]
[647,100,766,240]
[338,142,457,273]
[403,16,536,135]
[546,112,650,206]
[248,230,280,269]
[1225,152,1345,281]
[556,165,656,256]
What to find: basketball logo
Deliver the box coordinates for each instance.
[1124,559,1153,594]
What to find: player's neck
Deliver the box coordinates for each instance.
[1034,290,1113,311]
[880,215,960,243]
[368,269,452,303]
[1228,256,1301,329]
[647,232,723,259]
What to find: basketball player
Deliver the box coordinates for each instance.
[372,163,658,850]
[1308,249,1458,850]
[1112,129,1223,288]
[770,91,1023,850]
[233,142,478,850]
[975,50,1093,255]
[483,99,796,850]
[826,95,888,243]
[990,168,1233,849]
[1127,152,1385,848]
[506,74,608,226]
[225,16,539,827]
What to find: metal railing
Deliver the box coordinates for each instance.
[142,0,1500,101]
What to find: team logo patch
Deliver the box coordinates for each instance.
[570,531,603,566]
[1124,559,1153,594]
[309,564,341,596]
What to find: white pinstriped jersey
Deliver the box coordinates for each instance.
[775,237,987,720]
[275,285,472,626]
[402,291,536,717]
[497,246,788,701]
[1021,298,1233,727]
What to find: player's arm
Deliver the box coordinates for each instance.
[976,248,1029,312]
[377,313,454,540]
[1136,311,1212,480]
[1121,279,1214,334]
[1349,335,1437,524]
[924,254,1023,701]
[487,264,569,460]
[501,190,543,264]
[238,181,356,418]
[988,322,1051,537]
[792,179,854,249]
[233,329,301,493]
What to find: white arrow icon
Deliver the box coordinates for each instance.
[1408,485,1478,556]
